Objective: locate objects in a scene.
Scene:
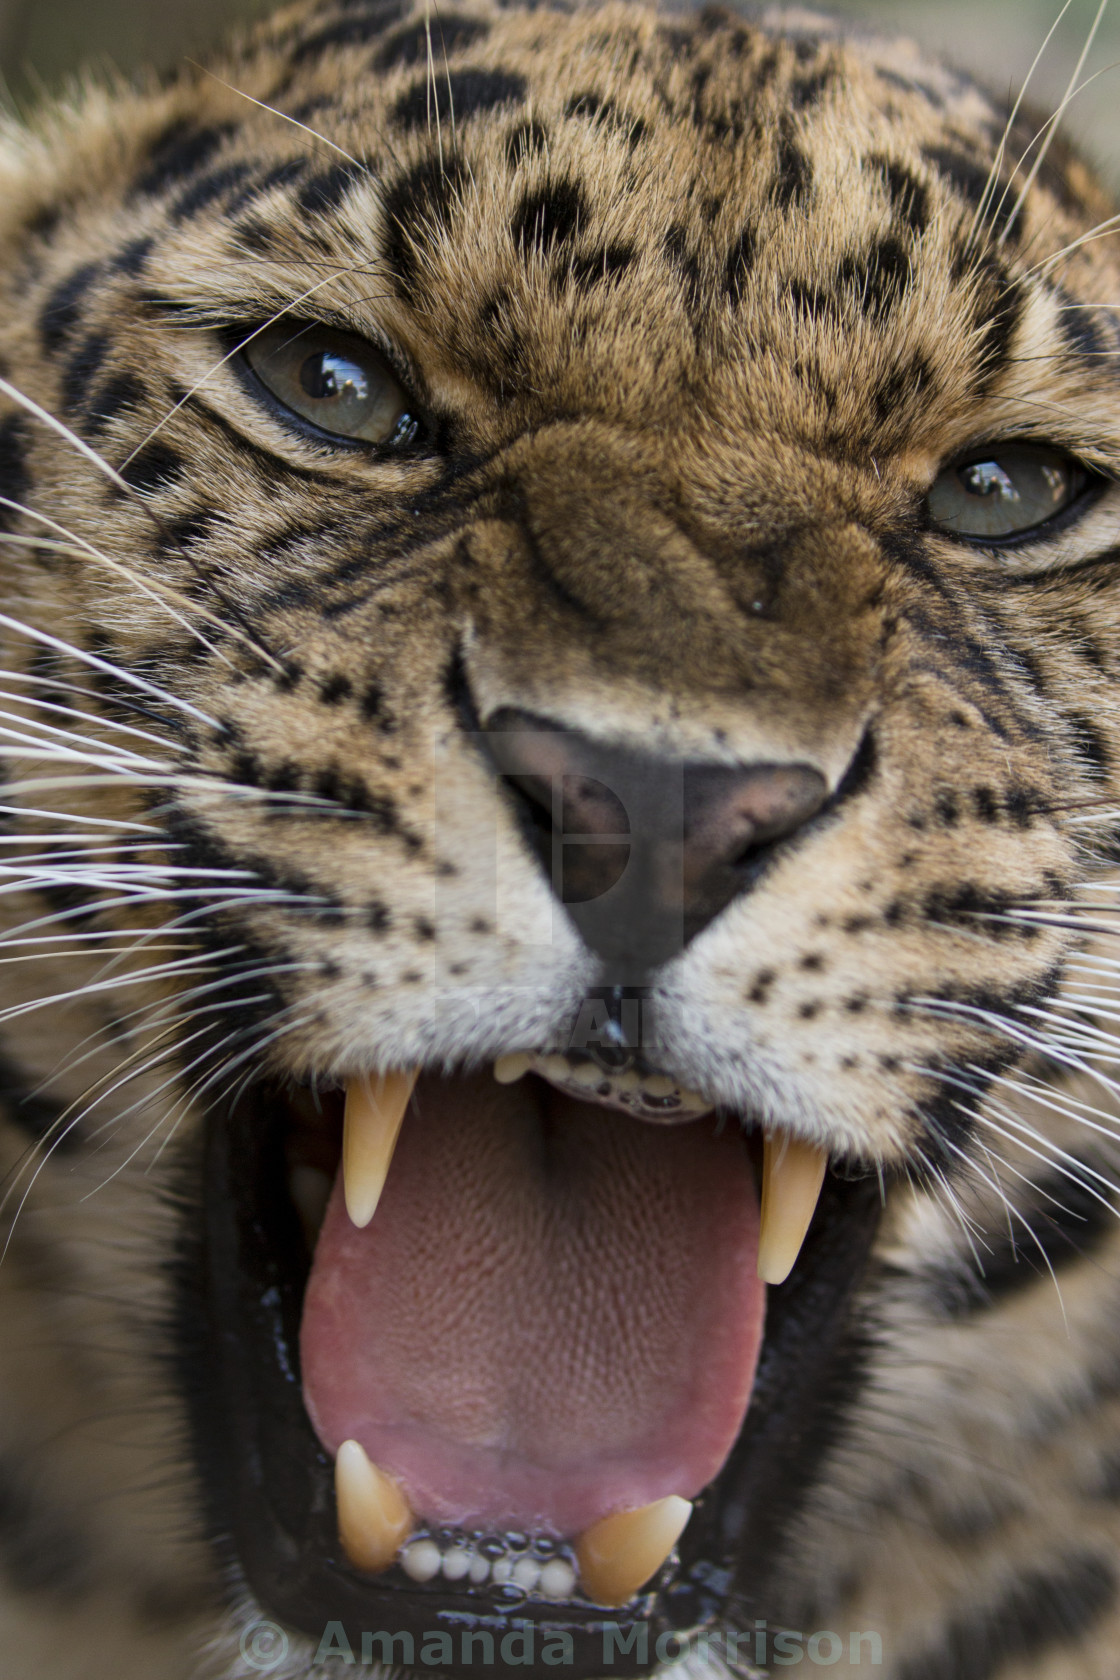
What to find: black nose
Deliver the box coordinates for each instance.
[486,709,828,978]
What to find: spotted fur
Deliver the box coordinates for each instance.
[3,2,1120,1676]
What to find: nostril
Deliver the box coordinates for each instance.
[482,707,833,973]
[684,764,830,877]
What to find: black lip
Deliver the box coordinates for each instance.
[175,1084,883,1679]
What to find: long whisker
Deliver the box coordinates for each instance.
[1000,0,1112,245]
[965,0,1076,250]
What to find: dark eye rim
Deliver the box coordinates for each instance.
[925,440,1111,550]
[224,320,429,456]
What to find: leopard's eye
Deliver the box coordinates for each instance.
[242,323,418,447]
[927,444,1092,541]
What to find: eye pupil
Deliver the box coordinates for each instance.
[299,351,370,405]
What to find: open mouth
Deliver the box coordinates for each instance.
[180,1042,885,1674]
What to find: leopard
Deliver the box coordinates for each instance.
[3,0,1120,1675]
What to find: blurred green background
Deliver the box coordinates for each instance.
[2,0,1120,179]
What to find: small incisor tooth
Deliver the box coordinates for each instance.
[335,1440,414,1574]
[343,1069,418,1228]
[574,1496,692,1607]
[757,1132,829,1285]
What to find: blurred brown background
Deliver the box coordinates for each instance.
[2,0,1119,181]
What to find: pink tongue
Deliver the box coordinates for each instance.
[300,1073,764,1535]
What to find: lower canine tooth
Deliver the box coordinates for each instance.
[335,1440,414,1574]
[574,1496,692,1607]
[757,1132,829,1285]
[343,1069,417,1228]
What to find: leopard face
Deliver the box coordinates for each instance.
[3,3,1120,1677]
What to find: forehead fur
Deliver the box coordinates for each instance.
[7,0,1120,467]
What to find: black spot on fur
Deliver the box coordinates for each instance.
[297,165,363,215]
[319,673,353,705]
[119,442,185,495]
[837,235,911,320]
[368,900,392,933]
[234,216,277,256]
[725,224,756,304]
[393,67,527,129]
[568,243,635,288]
[923,141,993,212]
[1066,710,1110,781]
[171,162,254,221]
[833,727,878,804]
[291,1,411,64]
[112,235,155,276]
[1059,298,1111,361]
[876,65,945,109]
[60,332,110,415]
[512,177,585,254]
[0,1047,75,1151]
[132,121,233,197]
[506,118,548,164]
[665,223,704,318]
[87,372,147,437]
[872,353,932,426]
[564,90,647,143]
[0,1455,91,1595]
[868,153,930,235]
[922,881,1019,936]
[0,417,31,533]
[790,66,835,108]
[942,1156,1119,1319]
[972,785,1000,823]
[974,274,1025,390]
[381,152,469,291]
[39,262,102,353]
[896,1553,1115,1680]
[772,127,811,207]
[374,13,489,70]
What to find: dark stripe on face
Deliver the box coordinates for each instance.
[0,1456,90,1597]
[511,177,586,255]
[372,10,487,70]
[132,122,234,198]
[0,416,30,529]
[38,262,102,353]
[868,153,930,235]
[289,0,411,65]
[380,152,469,291]
[895,1552,1116,1680]
[392,67,528,130]
[930,1155,1118,1318]
[0,1045,76,1150]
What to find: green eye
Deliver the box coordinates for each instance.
[927,444,1092,541]
[243,323,418,447]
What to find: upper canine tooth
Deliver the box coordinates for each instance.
[343,1069,417,1228]
[494,1053,532,1085]
[757,1132,829,1285]
[335,1439,415,1574]
[574,1496,692,1607]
